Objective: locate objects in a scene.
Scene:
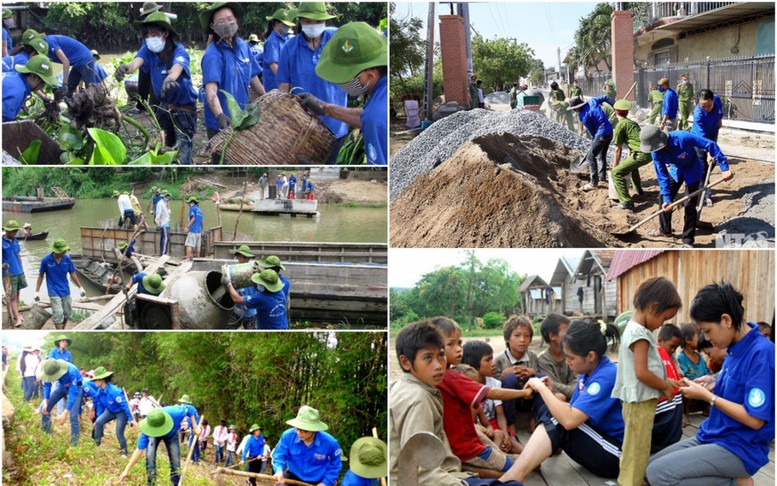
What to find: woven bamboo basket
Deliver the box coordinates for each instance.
[206,90,335,164]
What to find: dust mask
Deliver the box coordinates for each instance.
[145,36,165,53]
[302,23,325,39]
[213,22,238,41]
[338,73,370,97]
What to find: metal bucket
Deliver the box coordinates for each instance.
[221,262,260,289]
[24,304,51,329]
[168,271,235,329]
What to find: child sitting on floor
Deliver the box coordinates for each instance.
[537,314,577,402]
[493,316,539,432]
[678,323,711,424]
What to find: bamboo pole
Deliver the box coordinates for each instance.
[212,468,314,486]
[232,180,248,241]
[180,414,204,484]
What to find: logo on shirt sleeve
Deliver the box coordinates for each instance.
[587,382,601,396]
[748,388,766,408]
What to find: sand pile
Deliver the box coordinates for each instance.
[390,133,628,248]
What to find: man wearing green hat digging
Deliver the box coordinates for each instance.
[341,437,387,486]
[272,405,343,486]
[300,21,388,165]
[261,7,295,91]
[92,366,135,457]
[224,268,288,330]
[278,2,349,164]
[34,238,86,330]
[38,358,84,445]
[48,334,73,415]
[118,401,200,485]
[226,245,258,330]
[2,54,58,122]
[2,220,26,327]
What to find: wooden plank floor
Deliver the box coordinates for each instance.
[513,413,775,485]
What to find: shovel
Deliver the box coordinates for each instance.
[695,158,715,226]
[613,176,729,236]
[570,153,588,174]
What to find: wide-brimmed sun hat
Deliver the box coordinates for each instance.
[133,11,178,36]
[266,8,296,27]
[234,245,254,258]
[142,274,166,295]
[3,220,20,232]
[250,269,284,293]
[53,334,72,347]
[21,29,41,44]
[92,366,114,380]
[15,55,57,86]
[567,95,586,111]
[198,2,244,33]
[37,359,70,382]
[139,409,175,437]
[24,36,49,56]
[315,22,387,84]
[247,33,260,43]
[295,2,335,21]
[350,437,388,479]
[118,241,129,250]
[257,255,285,271]
[177,393,193,404]
[22,222,31,229]
[249,423,261,433]
[3,8,12,19]
[140,1,162,16]
[286,405,328,431]
[186,195,199,204]
[50,238,70,254]
[640,125,669,153]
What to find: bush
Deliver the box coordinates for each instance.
[482,312,506,330]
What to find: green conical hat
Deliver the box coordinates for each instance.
[316,22,386,84]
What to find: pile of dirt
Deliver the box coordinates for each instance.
[390,133,628,248]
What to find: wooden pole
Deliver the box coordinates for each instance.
[372,427,387,486]
[232,180,248,241]
[212,468,314,486]
[179,194,187,229]
[180,414,204,484]
[122,387,139,429]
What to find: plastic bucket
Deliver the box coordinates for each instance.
[221,262,260,289]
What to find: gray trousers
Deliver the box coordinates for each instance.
[646,437,749,486]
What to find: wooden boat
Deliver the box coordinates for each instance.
[2,196,76,213]
[14,231,49,241]
[71,256,124,294]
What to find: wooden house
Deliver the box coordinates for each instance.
[518,275,557,316]
[549,256,581,316]
[573,250,618,319]
[607,250,775,324]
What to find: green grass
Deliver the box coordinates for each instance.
[389,325,504,339]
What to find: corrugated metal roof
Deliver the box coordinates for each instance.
[518,274,548,293]
[606,250,668,281]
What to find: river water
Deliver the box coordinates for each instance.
[10,197,386,303]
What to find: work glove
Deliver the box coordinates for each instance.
[34,292,40,302]
[221,273,231,287]
[80,288,86,298]
[216,113,232,131]
[43,97,60,112]
[161,78,179,98]
[298,92,325,116]
[51,86,64,103]
[115,63,130,82]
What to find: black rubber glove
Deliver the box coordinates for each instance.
[161,78,179,98]
[217,113,232,130]
[298,92,325,116]
[115,63,130,82]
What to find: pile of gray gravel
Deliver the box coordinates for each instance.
[391,108,602,199]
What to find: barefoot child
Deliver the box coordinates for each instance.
[494,315,539,432]
[612,276,683,486]
[537,314,577,401]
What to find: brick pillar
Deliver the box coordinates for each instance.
[610,10,635,101]
[439,15,469,107]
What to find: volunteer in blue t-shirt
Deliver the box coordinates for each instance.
[247,33,263,68]
[648,283,775,485]
[567,94,615,191]
[224,269,288,330]
[690,89,725,207]
[499,319,625,482]
[300,22,388,166]
[227,246,259,330]
[184,196,204,260]
[277,2,348,164]
[658,77,679,131]
[199,2,265,162]
[2,220,26,327]
[114,13,198,165]
[2,53,57,122]
[39,359,83,445]
[262,8,295,91]
[21,29,96,96]
[2,34,48,75]
[2,8,13,57]
[34,238,86,330]
[639,125,733,247]
[91,366,135,456]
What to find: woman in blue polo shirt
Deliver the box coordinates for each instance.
[2,54,57,121]
[647,283,774,485]
[262,8,294,91]
[277,2,348,164]
[21,29,96,96]
[114,13,198,164]
[500,319,624,482]
[224,269,288,330]
[39,359,84,445]
[92,366,135,457]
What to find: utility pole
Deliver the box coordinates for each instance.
[460,3,473,78]
[423,2,436,121]
[557,46,562,81]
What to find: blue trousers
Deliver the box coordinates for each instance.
[187,432,200,462]
[214,444,225,464]
[225,450,235,467]
[22,376,35,402]
[159,226,170,255]
[42,384,82,445]
[94,409,129,453]
[147,432,181,486]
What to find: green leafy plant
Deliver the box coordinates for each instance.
[87,127,127,164]
[217,90,261,163]
[19,140,42,164]
[128,144,178,165]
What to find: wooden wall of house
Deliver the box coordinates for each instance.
[572,273,618,318]
[563,277,583,315]
[616,251,775,324]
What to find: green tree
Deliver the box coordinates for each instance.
[416,266,467,319]
[471,36,535,91]
[389,3,426,97]
[528,58,546,86]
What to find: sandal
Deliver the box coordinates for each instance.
[647,229,672,237]
[581,182,599,191]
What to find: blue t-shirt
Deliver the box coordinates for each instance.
[579,96,614,138]
[136,404,199,450]
[94,63,108,82]
[340,470,378,486]
[132,272,154,295]
[201,37,261,131]
[652,131,730,204]
[690,95,723,141]
[272,428,343,486]
[152,194,163,214]
[95,383,133,421]
[362,76,388,165]
[571,355,624,441]
[3,27,12,51]
[39,253,76,298]
[242,433,265,461]
[697,325,774,475]
[2,70,30,121]
[249,43,263,67]
[2,51,29,73]
[48,347,72,362]
[81,378,101,399]
[661,88,679,119]
[44,34,93,68]
[43,362,82,411]
[187,204,203,233]
[277,28,348,138]
[262,30,289,91]
[289,176,297,189]
[246,287,288,330]
[2,236,23,276]
[136,42,198,106]
[236,284,258,318]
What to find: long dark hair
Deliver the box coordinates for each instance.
[263,19,280,40]
[563,319,620,359]
[690,282,745,331]
[142,25,179,70]
[8,43,37,57]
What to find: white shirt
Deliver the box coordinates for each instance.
[17,352,38,378]
[199,424,212,440]
[212,425,229,446]
[478,88,484,103]
[117,194,133,216]
[155,200,170,227]
[236,434,250,455]
[226,432,238,452]
[138,395,157,416]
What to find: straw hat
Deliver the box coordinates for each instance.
[286,405,328,431]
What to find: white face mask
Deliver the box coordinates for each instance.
[682,79,689,84]
[302,23,325,39]
[145,36,166,53]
